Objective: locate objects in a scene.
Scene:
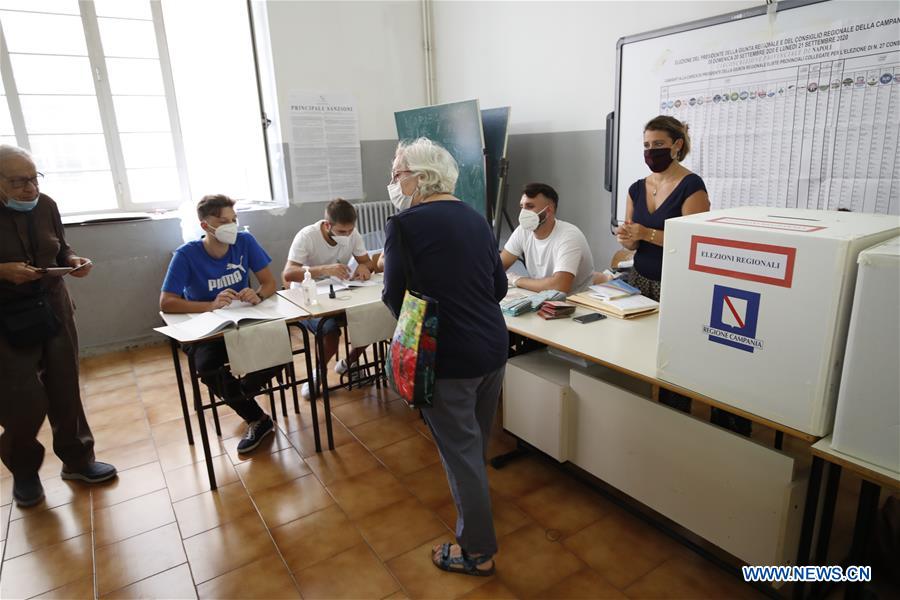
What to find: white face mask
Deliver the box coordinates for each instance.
[518,206,548,233]
[387,174,416,211]
[331,233,350,247]
[210,222,239,245]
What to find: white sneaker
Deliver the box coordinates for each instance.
[335,359,349,375]
[301,375,317,400]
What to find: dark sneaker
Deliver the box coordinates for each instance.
[237,416,274,454]
[13,474,44,508]
[61,461,118,483]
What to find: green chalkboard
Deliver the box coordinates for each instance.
[394,100,487,218]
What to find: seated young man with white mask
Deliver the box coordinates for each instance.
[283,198,377,398]
[500,183,595,294]
[160,194,279,454]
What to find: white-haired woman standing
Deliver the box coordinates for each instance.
[382,138,508,577]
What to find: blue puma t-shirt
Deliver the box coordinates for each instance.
[162,232,271,302]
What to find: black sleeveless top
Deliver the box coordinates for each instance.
[629,173,706,281]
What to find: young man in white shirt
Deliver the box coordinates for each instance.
[500,183,595,294]
[283,198,378,397]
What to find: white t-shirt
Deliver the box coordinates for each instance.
[287,220,368,288]
[504,219,595,293]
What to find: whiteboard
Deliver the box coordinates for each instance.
[610,0,900,227]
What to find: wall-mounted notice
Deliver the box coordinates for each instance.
[614,1,900,222]
[288,93,363,203]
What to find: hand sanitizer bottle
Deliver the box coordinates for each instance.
[301,266,318,306]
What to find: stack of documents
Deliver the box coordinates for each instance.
[501,290,567,317]
[588,278,641,300]
[568,291,659,319]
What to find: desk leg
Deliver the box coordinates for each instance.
[316,319,335,450]
[171,339,193,445]
[794,455,824,600]
[809,463,842,599]
[844,480,880,600]
[774,431,784,450]
[298,325,321,452]
[186,351,217,490]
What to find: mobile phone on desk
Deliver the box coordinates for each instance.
[573,312,606,324]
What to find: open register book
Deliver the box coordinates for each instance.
[155,297,306,343]
[568,291,659,319]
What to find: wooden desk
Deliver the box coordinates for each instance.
[278,276,386,450]
[794,437,900,599]
[156,295,309,489]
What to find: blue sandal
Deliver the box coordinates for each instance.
[432,543,495,577]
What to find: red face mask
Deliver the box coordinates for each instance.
[644,148,674,173]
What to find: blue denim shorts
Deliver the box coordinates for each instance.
[300,316,343,337]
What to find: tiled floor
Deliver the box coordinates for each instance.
[0,342,816,599]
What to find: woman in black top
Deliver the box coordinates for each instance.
[382,138,507,577]
[616,115,709,301]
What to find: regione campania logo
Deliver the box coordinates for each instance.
[703,285,764,353]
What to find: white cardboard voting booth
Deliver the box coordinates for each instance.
[831,236,900,472]
[657,207,899,436]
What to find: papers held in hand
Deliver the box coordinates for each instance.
[37,260,93,277]
[155,298,305,342]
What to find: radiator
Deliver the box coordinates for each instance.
[354,200,396,235]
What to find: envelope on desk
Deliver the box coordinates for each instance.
[224,319,293,378]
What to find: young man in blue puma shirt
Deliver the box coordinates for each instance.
[160,195,278,453]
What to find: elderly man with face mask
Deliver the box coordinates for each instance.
[0,145,116,508]
[160,194,279,454]
[500,182,595,294]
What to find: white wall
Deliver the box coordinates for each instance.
[264,0,427,141]
[431,0,761,134]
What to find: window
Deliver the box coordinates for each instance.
[0,0,279,216]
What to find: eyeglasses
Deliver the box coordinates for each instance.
[390,169,412,183]
[0,172,43,189]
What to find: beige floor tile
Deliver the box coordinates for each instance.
[156,436,227,473]
[487,456,565,499]
[136,369,180,392]
[284,419,355,458]
[81,352,133,380]
[4,498,90,559]
[457,579,519,599]
[94,489,176,547]
[400,463,455,508]
[183,512,277,584]
[102,563,197,599]
[272,504,364,573]
[332,396,397,428]
[95,522,186,594]
[516,479,612,537]
[234,447,310,493]
[1,502,10,541]
[145,396,193,426]
[354,497,449,561]
[31,575,95,599]
[563,509,680,590]
[386,535,493,600]
[195,555,301,599]
[173,481,256,539]
[128,343,171,363]
[92,462,167,509]
[131,356,175,379]
[85,402,147,431]
[494,524,584,598]
[83,387,141,412]
[92,418,153,453]
[537,568,626,599]
[253,473,334,528]
[83,371,138,396]
[295,543,400,600]
[304,440,382,485]
[622,549,762,599]
[165,454,239,502]
[151,415,208,448]
[96,437,159,472]
[351,415,419,450]
[0,533,93,598]
[373,434,441,477]
[326,465,412,519]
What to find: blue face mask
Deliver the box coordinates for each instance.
[4,196,39,212]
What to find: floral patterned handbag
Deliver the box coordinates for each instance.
[384,221,438,408]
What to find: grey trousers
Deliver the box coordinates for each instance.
[422,366,505,556]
